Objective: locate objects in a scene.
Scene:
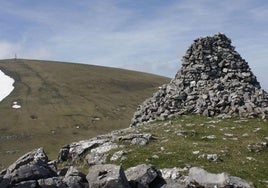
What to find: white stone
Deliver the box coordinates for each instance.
[190,81,196,87]
[224,133,234,137]
[202,135,216,139]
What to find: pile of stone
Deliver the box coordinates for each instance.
[0,148,253,188]
[131,33,268,126]
[0,148,88,187]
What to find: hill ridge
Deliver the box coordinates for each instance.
[0,59,169,168]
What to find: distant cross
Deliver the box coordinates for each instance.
[14,53,17,60]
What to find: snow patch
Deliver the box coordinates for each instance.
[0,70,15,102]
[12,101,21,109]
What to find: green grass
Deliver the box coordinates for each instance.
[105,116,268,187]
[0,59,169,169]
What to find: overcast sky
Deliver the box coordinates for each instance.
[0,0,267,90]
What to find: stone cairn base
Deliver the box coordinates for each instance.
[131,33,268,126]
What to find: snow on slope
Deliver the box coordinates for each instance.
[0,70,14,102]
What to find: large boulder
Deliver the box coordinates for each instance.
[0,148,88,188]
[63,166,88,187]
[0,148,56,186]
[86,164,130,188]
[125,164,165,188]
[187,167,254,188]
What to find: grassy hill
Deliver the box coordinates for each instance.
[0,59,170,168]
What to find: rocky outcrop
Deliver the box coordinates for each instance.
[0,148,88,187]
[0,145,255,187]
[131,33,268,126]
[57,129,154,164]
[0,123,257,188]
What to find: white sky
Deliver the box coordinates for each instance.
[0,0,267,90]
[0,70,14,102]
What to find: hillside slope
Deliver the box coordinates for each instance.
[0,59,169,168]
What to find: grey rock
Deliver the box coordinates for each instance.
[206,154,218,161]
[187,167,254,188]
[125,164,164,188]
[1,148,56,185]
[86,152,108,166]
[90,142,118,154]
[131,137,148,145]
[247,142,267,152]
[38,177,66,187]
[160,168,185,180]
[86,142,118,165]
[86,164,130,188]
[159,167,188,187]
[13,180,37,188]
[63,166,88,188]
[110,150,127,161]
[119,133,153,145]
[58,145,70,162]
[68,138,109,160]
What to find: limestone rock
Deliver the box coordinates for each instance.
[38,177,66,187]
[0,148,88,188]
[67,137,110,161]
[13,180,38,188]
[110,150,127,161]
[86,142,118,165]
[0,148,56,186]
[63,166,88,188]
[86,164,130,188]
[131,33,268,126]
[125,164,164,188]
[118,133,153,145]
[187,167,254,188]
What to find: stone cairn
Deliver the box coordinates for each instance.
[131,33,268,126]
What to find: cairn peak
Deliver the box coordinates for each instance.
[131,33,268,126]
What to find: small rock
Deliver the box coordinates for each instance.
[131,137,148,145]
[253,128,261,132]
[110,150,126,162]
[202,135,216,139]
[38,177,65,187]
[13,180,38,187]
[246,157,256,161]
[247,142,267,152]
[206,154,218,161]
[152,155,159,159]
[224,133,234,137]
